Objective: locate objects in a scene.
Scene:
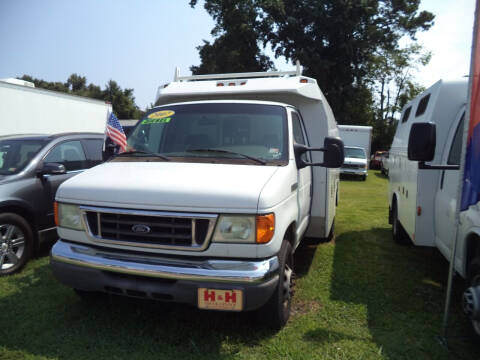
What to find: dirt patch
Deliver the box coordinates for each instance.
[291,298,322,316]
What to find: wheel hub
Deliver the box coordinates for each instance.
[463,285,480,321]
[0,242,7,253]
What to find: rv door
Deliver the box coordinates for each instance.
[435,108,465,255]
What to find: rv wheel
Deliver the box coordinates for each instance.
[464,258,480,340]
[391,202,409,245]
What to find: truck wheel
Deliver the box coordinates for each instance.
[464,258,480,340]
[263,240,295,329]
[391,203,409,245]
[0,213,34,275]
[361,175,367,181]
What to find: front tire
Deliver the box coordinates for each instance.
[464,258,480,340]
[262,240,295,329]
[0,213,34,275]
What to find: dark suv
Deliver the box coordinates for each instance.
[0,133,104,275]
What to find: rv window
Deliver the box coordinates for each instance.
[447,112,465,165]
[401,106,412,123]
[415,94,431,117]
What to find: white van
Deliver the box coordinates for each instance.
[388,78,480,337]
[50,66,344,328]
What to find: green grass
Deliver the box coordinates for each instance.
[0,171,478,359]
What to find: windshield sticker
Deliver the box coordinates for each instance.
[142,117,172,125]
[147,110,175,119]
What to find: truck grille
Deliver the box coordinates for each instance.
[80,206,217,251]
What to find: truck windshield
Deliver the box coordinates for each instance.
[126,103,288,165]
[0,139,47,175]
[344,147,366,159]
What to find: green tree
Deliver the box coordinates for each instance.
[190,0,274,74]
[190,0,434,149]
[368,44,430,150]
[18,74,143,119]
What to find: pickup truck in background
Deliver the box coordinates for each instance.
[50,65,344,329]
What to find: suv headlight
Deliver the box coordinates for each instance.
[56,203,83,230]
[212,214,275,244]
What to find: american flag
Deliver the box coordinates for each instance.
[106,112,127,152]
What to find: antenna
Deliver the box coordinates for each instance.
[174,67,180,82]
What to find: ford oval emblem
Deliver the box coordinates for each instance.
[132,224,151,234]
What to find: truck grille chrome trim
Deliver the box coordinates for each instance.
[79,206,218,251]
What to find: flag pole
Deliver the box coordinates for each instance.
[440,0,480,344]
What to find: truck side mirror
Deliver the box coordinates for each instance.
[294,137,344,169]
[408,122,436,162]
[37,162,66,176]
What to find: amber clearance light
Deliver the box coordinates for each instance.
[256,213,275,244]
[54,202,59,226]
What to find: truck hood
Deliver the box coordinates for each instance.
[343,157,367,166]
[56,162,279,212]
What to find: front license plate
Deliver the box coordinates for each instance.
[198,288,243,311]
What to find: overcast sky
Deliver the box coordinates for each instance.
[0,0,476,113]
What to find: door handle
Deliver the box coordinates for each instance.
[291,183,298,192]
[440,170,445,190]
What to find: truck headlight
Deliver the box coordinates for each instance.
[213,215,255,243]
[57,203,83,230]
[212,214,275,244]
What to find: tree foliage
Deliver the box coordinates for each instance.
[19,74,143,119]
[190,0,274,74]
[190,0,435,151]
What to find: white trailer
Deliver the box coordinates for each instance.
[0,79,110,136]
[338,125,372,160]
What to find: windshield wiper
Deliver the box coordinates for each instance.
[113,150,170,161]
[187,148,266,165]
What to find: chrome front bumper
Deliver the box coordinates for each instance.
[50,240,279,284]
[340,167,367,176]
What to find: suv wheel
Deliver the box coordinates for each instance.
[0,213,34,275]
[263,240,295,329]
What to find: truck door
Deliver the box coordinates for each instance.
[434,109,465,256]
[290,110,312,232]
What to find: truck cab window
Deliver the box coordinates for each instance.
[291,112,306,145]
[447,112,465,165]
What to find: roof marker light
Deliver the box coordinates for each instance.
[300,78,308,83]
[217,82,224,87]
[228,82,236,86]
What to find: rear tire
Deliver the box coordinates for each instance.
[0,213,34,275]
[391,202,410,245]
[262,240,295,329]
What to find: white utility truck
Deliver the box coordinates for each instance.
[0,78,110,136]
[50,65,344,328]
[338,125,372,160]
[388,78,480,337]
